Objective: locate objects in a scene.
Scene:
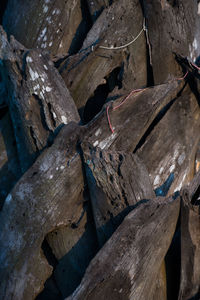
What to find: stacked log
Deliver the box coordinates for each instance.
[0,0,200,299]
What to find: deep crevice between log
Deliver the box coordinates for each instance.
[165,209,181,300]
[36,239,62,300]
[68,0,93,56]
[139,0,154,87]
[133,82,187,153]
[0,0,7,25]
[82,65,123,123]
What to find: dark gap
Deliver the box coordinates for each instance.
[82,66,123,123]
[41,238,58,268]
[0,0,8,25]
[36,240,62,300]
[32,94,51,132]
[68,0,93,56]
[187,74,200,107]
[0,105,8,119]
[133,83,186,153]
[139,0,154,86]
[165,211,181,300]
[47,102,56,128]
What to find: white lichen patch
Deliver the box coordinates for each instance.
[93,141,99,147]
[29,67,39,81]
[174,172,187,192]
[169,164,175,173]
[95,128,102,136]
[46,16,52,24]
[60,165,64,170]
[159,167,164,174]
[38,27,47,41]
[43,5,49,13]
[98,132,117,150]
[44,64,48,70]
[49,41,53,47]
[61,115,68,124]
[53,112,57,119]
[46,86,52,92]
[49,175,53,179]
[26,56,33,63]
[154,175,160,186]
[178,152,186,166]
[41,42,47,49]
[198,2,200,15]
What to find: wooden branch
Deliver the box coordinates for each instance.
[66,196,180,300]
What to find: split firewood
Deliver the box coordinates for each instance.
[82,145,155,246]
[0,27,80,173]
[144,0,200,84]
[0,123,87,299]
[3,0,84,56]
[137,84,200,195]
[66,195,180,300]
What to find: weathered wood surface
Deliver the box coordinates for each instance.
[82,145,155,245]
[3,0,84,56]
[137,84,200,195]
[144,0,200,84]
[83,80,184,153]
[0,111,21,208]
[179,170,200,300]
[59,0,147,114]
[0,123,88,299]
[66,196,180,300]
[0,27,80,172]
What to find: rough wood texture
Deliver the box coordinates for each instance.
[87,0,110,21]
[144,0,200,84]
[83,80,184,153]
[67,196,180,300]
[179,170,200,300]
[3,0,83,56]
[83,145,155,245]
[59,0,147,113]
[137,85,200,195]
[0,123,87,299]
[0,27,80,172]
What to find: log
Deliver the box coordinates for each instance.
[82,145,155,246]
[0,122,87,299]
[83,80,184,153]
[144,0,200,84]
[178,170,200,300]
[0,27,80,172]
[137,85,200,195]
[3,0,84,56]
[66,195,180,300]
[59,0,147,115]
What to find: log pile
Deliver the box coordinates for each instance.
[0,0,200,299]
